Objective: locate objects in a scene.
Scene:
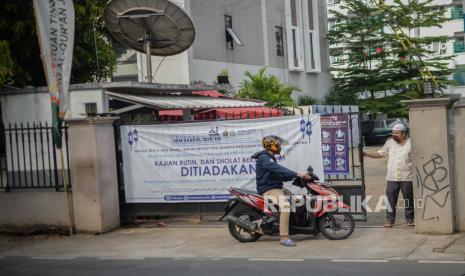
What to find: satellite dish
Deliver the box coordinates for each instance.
[103,0,195,82]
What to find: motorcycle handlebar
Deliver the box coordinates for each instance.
[292,173,319,188]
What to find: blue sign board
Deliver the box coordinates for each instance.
[321,114,350,175]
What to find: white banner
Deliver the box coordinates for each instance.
[121,116,323,203]
[33,0,75,117]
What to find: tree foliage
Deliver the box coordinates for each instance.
[327,0,455,115]
[298,95,319,106]
[0,41,14,85]
[0,0,116,87]
[236,67,301,107]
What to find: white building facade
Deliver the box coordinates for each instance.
[112,0,333,101]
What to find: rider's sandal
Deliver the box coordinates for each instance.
[280,239,297,247]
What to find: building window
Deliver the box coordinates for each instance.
[291,0,300,67]
[292,29,298,66]
[285,0,303,70]
[328,18,341,31]
[328,19,336,31]
[440,42,447,55]
[432,41,440,55]
[275,26,284,56]
[291,0,297,26]
[225,15,233,49]
[429,41,447,55]
[454,38,465,53]
[450,6,463,20]
[307,0,315,69]
[225,15,243,50]
[85,103,97,115]
[453,65,465,85]
[430,5,445,19]
[303,0,320,72]
[330,49,343,64]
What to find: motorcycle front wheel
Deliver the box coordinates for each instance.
[228,209,262,243]
[318,212,355,240]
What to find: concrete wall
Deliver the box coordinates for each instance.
[0,92,51,124]
[289,70,333,100]
[404,96,465,234]
[0,192,68,228]
[1,88,106,124]
[452,100,465,231]
[190,0,265,66]
[69,89,106,119]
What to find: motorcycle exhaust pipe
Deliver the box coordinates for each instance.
[226,215,256,233]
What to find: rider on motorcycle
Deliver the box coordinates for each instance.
[251,135,308,246]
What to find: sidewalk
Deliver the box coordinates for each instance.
[1,225,464,261]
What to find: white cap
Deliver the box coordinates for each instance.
[392,123,406,132]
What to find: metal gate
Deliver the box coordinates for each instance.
[115,107,366,222]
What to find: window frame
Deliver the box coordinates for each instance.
[285,0,304,71]
[225,15,234,50]
[302,0,321,72]
[275,26,285,57]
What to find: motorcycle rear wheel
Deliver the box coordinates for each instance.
[228,209,262,243]
[319,212,355,240]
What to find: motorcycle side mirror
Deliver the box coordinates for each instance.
[307,166,314,174]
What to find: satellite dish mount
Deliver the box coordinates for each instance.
[103,0,196,83]
[117,11,166,82]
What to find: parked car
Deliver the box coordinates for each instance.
[361,118,409,145]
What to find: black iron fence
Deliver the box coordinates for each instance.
[0,122,71,192]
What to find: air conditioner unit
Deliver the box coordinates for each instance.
[441,43,447,50]
[426,44,432,50]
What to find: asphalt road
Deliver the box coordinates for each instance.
[1,257,464,276]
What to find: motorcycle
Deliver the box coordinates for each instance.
[220,166,355,242]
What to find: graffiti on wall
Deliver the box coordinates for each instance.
[415,154,450,222]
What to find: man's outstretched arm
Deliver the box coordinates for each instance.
[363,151,384,158]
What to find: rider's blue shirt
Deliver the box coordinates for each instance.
[251,150,297,195]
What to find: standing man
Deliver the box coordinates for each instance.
[363,124,414,227]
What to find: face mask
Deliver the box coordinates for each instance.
[392,136,401,143]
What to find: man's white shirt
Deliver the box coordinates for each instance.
[377,138,413,181]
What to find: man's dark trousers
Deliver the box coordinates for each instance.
[386,181,414,224]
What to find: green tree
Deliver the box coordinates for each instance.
[297,96,319,105]
[324,87,358,105]
[327,0,454,115]
[0,0,116,87]
[236,67,301,107]
[0,41,14,85]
